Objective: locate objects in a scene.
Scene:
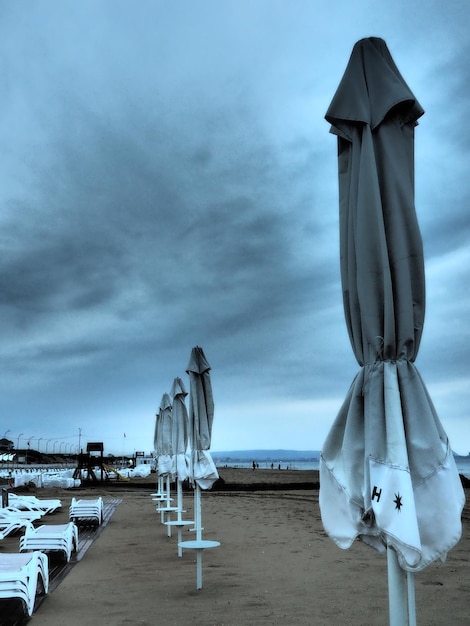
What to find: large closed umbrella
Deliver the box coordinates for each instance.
[186,346,218,490]
[319,37,465,623]
[171,377,190,482]
[155,392,175,529]
[156,392,173,478]
[180,346,220,589]
[168,377,194,556]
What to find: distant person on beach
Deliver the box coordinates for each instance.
[252,460,256,470]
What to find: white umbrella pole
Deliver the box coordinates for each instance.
[195,483,202,539]
[407,573,417,626]
[159,475,166,523]
[195,483,203,589]
[166,474,172,537]
[176,479,183,557]
[177,479,183,521]
[387,546,409,626]
[166,474,171,507]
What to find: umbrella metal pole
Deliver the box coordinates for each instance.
[166,474,172,507]
[177,479,183,521]
[387,546,408,626]
[195,483,203,589]
[407,573,417,626]
[176,479,183,557]
[159,476,166,524]
[159,475,167,524]
[157,475,165,523]
[195,483,202,540]
[166,474,172,537]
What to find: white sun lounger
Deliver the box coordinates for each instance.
[3,497,42,514]
[1,506,44,523]
[19,522,78,563]
[69,497,103,525]
[0,551,49,617]
[0,515,34,540]
[8,494,62,515]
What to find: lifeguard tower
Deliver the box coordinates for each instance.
[73,442,105,482]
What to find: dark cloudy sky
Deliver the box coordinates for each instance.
[1,1,469,456]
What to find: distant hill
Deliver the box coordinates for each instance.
[211,449,321,462]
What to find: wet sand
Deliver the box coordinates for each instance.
[1,468,468,625]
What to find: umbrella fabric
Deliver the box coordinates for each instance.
[186,346,218,489]
[170,377,190,481]
[320,37,465,572]
[152,402,162,471]
[153,404,161,455]
[156,392,173,477]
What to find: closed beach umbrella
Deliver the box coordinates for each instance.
[152,405,162,496]
[186,345,218,489]
[154,392,174,529]
[320,37,465,622]
[164,377,193,553]
[170,377,190,482]
[182,346,220,589]
[153,399,164,457]
[157,392,173,477]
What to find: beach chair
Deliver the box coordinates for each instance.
[8,493,62,515]
[19,522,78,563]
[69,497,103,526]
[0,552,49,617]
[2,495,43,515]
[1,506,43,524]
[0,515,34,539]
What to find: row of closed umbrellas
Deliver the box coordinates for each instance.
[152,40,465,621]
[152,346,220,589]
[153,346,219,489]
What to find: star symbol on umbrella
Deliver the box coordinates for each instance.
[394,493,403,511]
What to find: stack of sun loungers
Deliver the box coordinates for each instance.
[0,493,108,617]
[0,551,49,618]
[19,522,78,563]
[0,492,65,617]
[69,497,103,526]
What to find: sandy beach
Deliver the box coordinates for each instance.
[1,469,468,626]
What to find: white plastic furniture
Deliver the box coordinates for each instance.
[69,497,103,525]
[0,514,34,539]
[1,506,43,523]
[20,522,78,563]
[8,494,62,515]
[0,551,49,617]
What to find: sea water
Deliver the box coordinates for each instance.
[217,456,470,479]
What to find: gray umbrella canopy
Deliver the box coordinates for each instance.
[156,392,173,476]
[153,404,161,456]
[170,377,190,481]
[320,37,465,572]
[186,346,218,489]
[186,347,214,451]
